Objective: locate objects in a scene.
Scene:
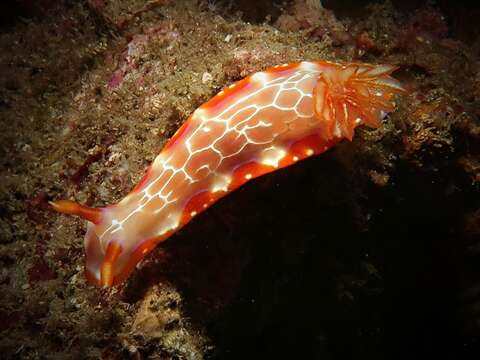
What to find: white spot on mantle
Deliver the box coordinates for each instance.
[212,174,231,193]
[260,147,287,168]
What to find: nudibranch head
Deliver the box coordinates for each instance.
[50,199,167,286]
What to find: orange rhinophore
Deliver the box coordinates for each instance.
[51,61,405,287]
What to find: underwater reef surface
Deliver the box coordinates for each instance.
[0,0,479,358]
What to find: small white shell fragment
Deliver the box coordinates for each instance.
[202,72,213,84]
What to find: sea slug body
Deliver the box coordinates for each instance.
[51,60,405,287]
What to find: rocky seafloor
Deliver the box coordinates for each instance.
[0,0,479,359]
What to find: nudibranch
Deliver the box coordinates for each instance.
[51,61,405,287]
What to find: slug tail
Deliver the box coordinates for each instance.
[314,62,405,141]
